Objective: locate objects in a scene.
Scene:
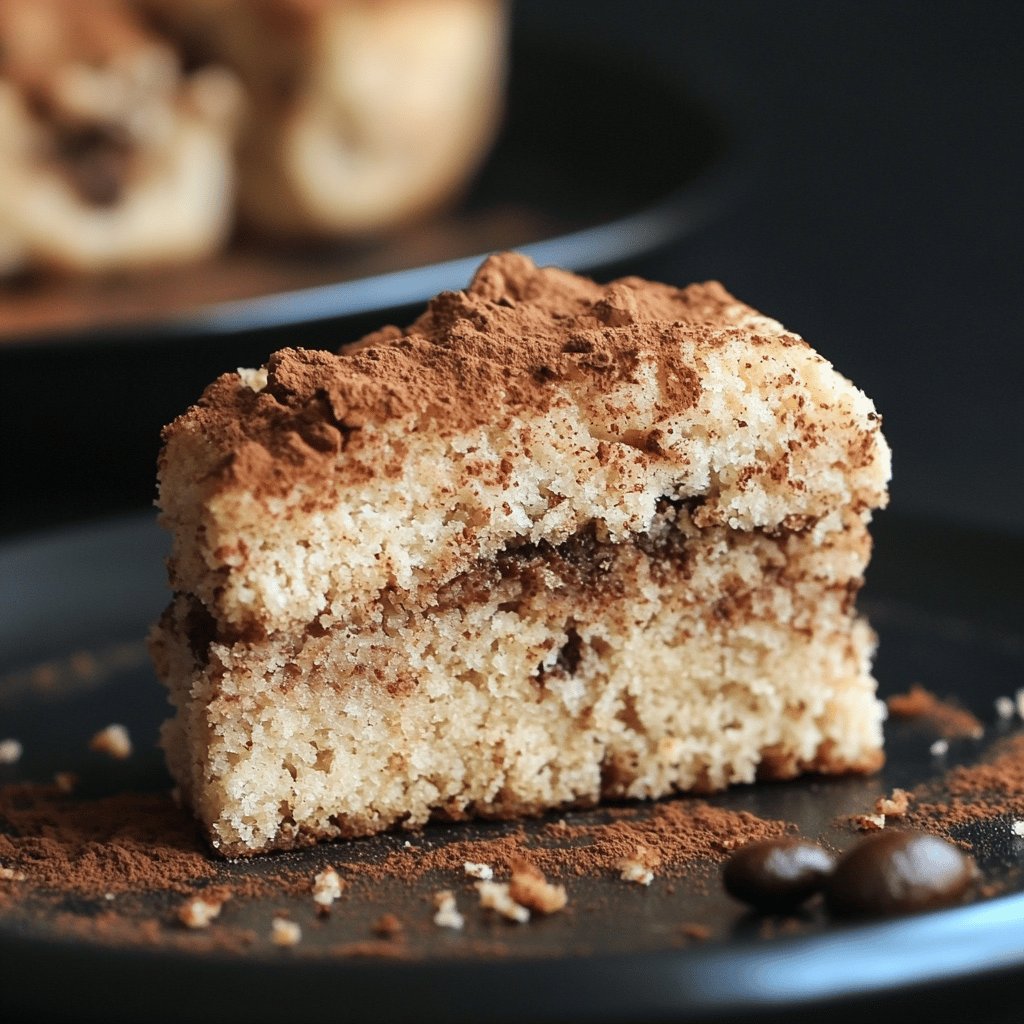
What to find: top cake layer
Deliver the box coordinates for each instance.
[158,253,890,635]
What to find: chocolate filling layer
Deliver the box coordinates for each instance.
[179,500,707,666]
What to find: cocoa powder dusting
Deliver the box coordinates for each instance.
[537,803,791,879]
[0,779,791,956]
[167,254,766,500]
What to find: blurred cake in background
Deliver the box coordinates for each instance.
[140,0,508,239]
[0,0,241,274]
[0,0,508,277]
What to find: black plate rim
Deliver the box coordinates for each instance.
[2,889,1024,1023]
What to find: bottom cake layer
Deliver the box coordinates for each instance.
[151,505,884,857]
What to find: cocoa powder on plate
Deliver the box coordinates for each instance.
[0,780,789,953]
[907,733,1024,833]
[372,802,791,884]
[3,733,1024,956]
[0,784,213,894]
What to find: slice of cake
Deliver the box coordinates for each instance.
[150,253,891,857]
[138,0,507,238]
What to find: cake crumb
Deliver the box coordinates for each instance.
[0,866,27,881]
[679,922,711,941]
[463,861,493,881]
[432,890,465,930]
[995,696,1017,721]
[271,917,302,947]
[53,771,78,794]
[0,739,23,765]
[89,724,133,760]
[616,844,660,886]
[616,842,661,886]
[312,866,344,907]
[475,881,530,923]
[372,913,403,938]
[850,812,886,832]
[875,788,911,818]
[1011,820,1024,838]
[618,860,655,885]
[178,895,226,929]
[930,739,950,757]
[508,860,568,914]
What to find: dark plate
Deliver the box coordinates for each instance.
[0,21,731,347]
[0,512,1022,1024]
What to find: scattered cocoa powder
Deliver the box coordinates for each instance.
[325,940,412,959]
[3,733,1023,960]
[907,734,1024,834]
[0,778,791,954]
[0,783,214,894]
[537,803,791,879]
[887,684,984,739]
[370,802,789,886]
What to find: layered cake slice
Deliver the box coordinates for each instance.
[150,253,891,857]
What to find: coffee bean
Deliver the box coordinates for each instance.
[825,830,976,918]
[723,838,835,912]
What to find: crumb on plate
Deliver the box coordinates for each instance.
[89,724,133,760]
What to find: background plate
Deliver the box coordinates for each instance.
[0,23,730,347]
[0,513,1022,1023]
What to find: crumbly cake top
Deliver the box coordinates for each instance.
[158,253,890,633]
[168,253,798,496]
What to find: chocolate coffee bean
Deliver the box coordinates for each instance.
[825,830,976,918]
[723,837,836,911]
